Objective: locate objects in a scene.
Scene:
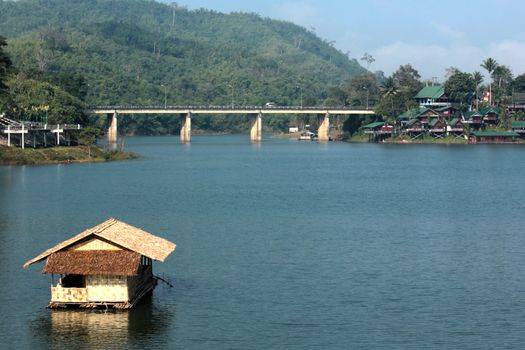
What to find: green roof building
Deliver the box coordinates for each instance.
[479,107,501,115]
[511,121,525,129]
[478,107,500,124]
[415,85,450,108]
[361,122,385,130]
[469,131,519,144]
[397,107,429,121]
[511,121,525,135]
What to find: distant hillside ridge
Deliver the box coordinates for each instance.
[0,0,366,133]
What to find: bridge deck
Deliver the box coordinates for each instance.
[89,106,374,115]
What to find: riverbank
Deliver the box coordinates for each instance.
[0,145,138,165]
[382,136,468,144]
[346,134,470,144]
[350,134,525,144]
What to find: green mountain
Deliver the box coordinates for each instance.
[0,0,366,133]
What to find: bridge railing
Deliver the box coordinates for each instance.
[90,105,374,111]
[1,122,82,131]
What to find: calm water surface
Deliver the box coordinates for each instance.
[2,135,525,349]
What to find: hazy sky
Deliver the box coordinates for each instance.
[172,0,525,82]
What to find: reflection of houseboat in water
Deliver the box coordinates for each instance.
[298,130,317,141]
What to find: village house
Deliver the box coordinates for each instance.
[24,218,176,309]
[397,107,439,126]
[480,107,500,124]
[361,121,394,141]
[511,120,525,137]
[434,106,459,119]
[380,83,506,141]
[446,118,465,138]
[415,85,450,108]
[469,131,519,144]
[413,108,440,125]
[404,118,425,138]
[462,111,484,129]
[397,108,421,125]
[427,118,447,138]
[397,107,442,136]
[507,92,525,114]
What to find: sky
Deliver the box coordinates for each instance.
[170,0,525,83]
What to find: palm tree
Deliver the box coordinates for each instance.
[379,76,401,129]
[361,52,375,70]
[481,57,498,105]
[472,71,484,109]
[492,65,513,89]
[381,76,399,112]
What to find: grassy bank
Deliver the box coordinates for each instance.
[0,145,138,165]
[272,132,301,139]
[382,135,468,144]
[344,133,469,144]
[345,133,371,143]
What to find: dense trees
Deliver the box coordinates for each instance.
[444,71,475,110]
[344,73,379,108]
[5,75,87,124]
[0,35,12,94]
[373,64,421,122]
[0,0,368,134]
[378,77,399,119]
[512,74,525,93]
[79,126,102,157]
[2,0,525,136]
[491,64,513,103]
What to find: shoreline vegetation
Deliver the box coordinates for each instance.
[2,1,525,147]
[277,131,525,144]
[2,130,522,166]
[276,131,469,144]
[346,134,469,144]
[0,145,138,165]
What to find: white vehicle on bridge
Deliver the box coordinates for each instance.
[264,102,276,107]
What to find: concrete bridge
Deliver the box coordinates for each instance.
[89,106,375,143]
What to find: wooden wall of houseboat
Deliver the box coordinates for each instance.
[85,275,129,302]
[51,286,88,303]
[127,266,153,300]
[70,237,121,251]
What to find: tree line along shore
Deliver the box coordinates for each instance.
[2,0,525,157]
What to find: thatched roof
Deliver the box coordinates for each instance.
[24,218,176,268]
[43,250,141,276]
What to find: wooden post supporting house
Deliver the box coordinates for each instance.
[23,218,176,309]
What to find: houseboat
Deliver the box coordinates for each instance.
[23,218,176,309]
[298,130,317,141]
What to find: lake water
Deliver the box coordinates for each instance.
[2,135,525,349]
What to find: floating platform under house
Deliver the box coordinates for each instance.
[23,218,176,309]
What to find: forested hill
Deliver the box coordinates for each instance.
[0,0,366,133]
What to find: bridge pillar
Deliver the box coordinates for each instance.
[250,113,262,142]
[108,112,118,144]
[318,113,330,142]
[21,124,25,149]
[180,113,191,143]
